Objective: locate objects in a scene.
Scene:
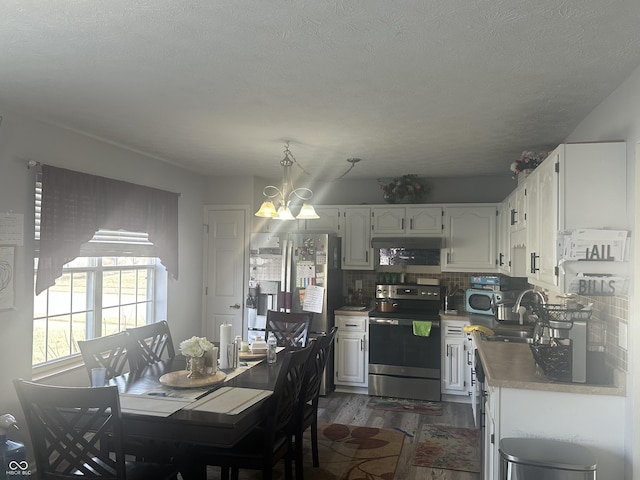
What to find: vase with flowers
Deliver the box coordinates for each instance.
[378,174,426,204]
[510,151,548,182]
[179,336,214,378]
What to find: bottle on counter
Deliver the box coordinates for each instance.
[266,332,277,364]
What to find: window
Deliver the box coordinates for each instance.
[32,256,163,365]
[33,171,171,367]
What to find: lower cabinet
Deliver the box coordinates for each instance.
[334,315,368,388]
[442,319,469,395]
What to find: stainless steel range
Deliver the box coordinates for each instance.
[368,283,442,402]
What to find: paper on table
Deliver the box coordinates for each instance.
[183,387,272,415]
[119,394,192,417]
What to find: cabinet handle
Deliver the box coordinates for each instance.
[510,208,517,225]
[365,251,369,263]
[345,324,358,328]
[402,218,405,230]
[498,252,504,266]
[530,252,540,273]
[360,338,364,351]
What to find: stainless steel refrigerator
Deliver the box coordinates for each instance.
[247,232,343,394]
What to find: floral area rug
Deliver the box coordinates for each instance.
[412,424,481,473]
[367,396,444,416]
[205,423,404,480]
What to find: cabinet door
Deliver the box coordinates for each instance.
[443,337,466,393]
[526,156,558,289]
[442,206,498,272]
[342,207,373,269]
[335,332,367,386]
[406,206,443,235]
[304,206,341,233]
[371,207,405,235]
[497,199,511,274]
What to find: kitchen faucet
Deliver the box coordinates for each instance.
[512,289,546,324]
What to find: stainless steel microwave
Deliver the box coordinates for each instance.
[371,237,442,274]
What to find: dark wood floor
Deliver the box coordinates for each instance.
[316,392,480,480]
[202,392,481,480]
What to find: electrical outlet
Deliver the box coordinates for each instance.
[355,279,363,290]
[618,322,628,350]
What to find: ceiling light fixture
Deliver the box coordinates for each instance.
[255,142,319,221]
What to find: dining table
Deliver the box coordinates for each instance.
[108,351,285,450]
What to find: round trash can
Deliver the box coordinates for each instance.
[499,437,596,480]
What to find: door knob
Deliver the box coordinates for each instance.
[229,303,241,309]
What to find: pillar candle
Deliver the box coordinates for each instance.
[219,323,232,369]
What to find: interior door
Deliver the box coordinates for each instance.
[204,207,248,341]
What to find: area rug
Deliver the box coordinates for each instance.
[205,422,404,480]
[412,424,481,473]
[367,396,444,416]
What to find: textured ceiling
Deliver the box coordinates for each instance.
[2,1,640,180]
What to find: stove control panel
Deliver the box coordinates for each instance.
[376,284,441,300]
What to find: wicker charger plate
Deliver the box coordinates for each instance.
[159,370,227,388]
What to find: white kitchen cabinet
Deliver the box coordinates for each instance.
[442,320,468,395]
[465,331,481,427]
[442,205,498,272]
[334,315,368,387]
[496,197,511,274]
[371,205,443,236]
[525,142,627,291]
[303,206,342,233]
[341,207,373,270]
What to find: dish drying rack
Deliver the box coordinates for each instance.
[528,304,592,382]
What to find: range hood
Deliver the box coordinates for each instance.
[370,237,443,250]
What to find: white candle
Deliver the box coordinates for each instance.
[219,323,232,369]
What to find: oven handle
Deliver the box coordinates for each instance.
[369,317,441,328]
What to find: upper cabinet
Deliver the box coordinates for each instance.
[342,206,374,270]
[442,205,498,272]
[371,206,443,236]
[303,206,342,233]
[525,142,628,292]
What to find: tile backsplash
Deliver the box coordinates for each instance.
[342,271,629,372]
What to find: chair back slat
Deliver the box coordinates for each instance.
[128,320,176,366]
[266,343,313,436]
[265,311,312,348]
[14,379,126,480]
[78,331,140,381]
[303,326,337,404]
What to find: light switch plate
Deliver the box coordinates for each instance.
[618,322,628,350]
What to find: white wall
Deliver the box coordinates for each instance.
[564,65,640,480]
[0,111,208,442]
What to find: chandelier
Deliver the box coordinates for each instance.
[255,142,361,221]
[254,142,319,220]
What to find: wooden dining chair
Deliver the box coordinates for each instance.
[192,342,313,480]
[127,320,176,366]
[265,310,313,348]
[78,331,141,382]
[294,326,338,480]
[13,379,179,480]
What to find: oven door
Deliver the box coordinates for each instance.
[368,318,441,376]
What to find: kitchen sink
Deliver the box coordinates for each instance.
[491,328,534,338]
[482,334,533,344]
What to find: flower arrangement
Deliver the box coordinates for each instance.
[179,336,214,358]
[510,151,548,178]
[378,174,426,204]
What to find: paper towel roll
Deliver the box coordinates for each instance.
[219,323,232,369]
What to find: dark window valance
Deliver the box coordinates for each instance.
[35,165,179,294]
